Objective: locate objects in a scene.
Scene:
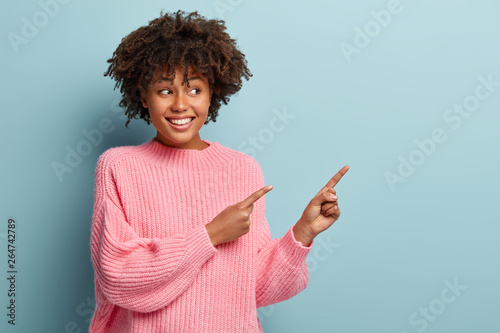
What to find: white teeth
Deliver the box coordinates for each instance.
[168,118,193,125]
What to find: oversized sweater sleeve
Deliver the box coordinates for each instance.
[89,150,218,313]
[252,161,313,308]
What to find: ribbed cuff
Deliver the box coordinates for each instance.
[183,225,218,268]
[278,226,313,269]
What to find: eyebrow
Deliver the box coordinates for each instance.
[158,76,202,83]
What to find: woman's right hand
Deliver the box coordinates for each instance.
[205,185,273,246]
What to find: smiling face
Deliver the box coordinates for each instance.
[139,64,212,150]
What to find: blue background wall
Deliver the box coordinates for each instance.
[1,0,499,332]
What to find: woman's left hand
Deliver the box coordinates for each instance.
[293,165,349,246]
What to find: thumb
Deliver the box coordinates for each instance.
[310,189,337,207]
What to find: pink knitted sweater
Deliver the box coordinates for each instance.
[89,138,313,333]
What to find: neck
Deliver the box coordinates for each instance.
[154,135,209,151]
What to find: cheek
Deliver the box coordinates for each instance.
[147,99,166,117]
[193,98,211,115]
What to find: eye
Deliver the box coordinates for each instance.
[189,88,201,95]
[159,89,172,95]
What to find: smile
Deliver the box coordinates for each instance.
[166,117,194,125]
[165,117,195,131]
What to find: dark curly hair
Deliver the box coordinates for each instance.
[104,9,252,127]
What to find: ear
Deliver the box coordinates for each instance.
[138,86,148,108]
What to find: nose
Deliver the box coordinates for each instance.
[171,92,189,112]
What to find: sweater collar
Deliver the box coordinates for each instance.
[141,137,231,171]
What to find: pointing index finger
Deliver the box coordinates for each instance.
[241,185,273,208]
[322,165,350,191]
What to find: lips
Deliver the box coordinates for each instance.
[166,117,195,124]
[164,116,195,131]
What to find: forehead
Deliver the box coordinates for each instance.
[147,63,210,90]
[156,63,202,80]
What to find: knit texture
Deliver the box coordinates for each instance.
[89,138,313,333]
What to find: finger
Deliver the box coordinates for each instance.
[321,197,339,214]
[323,200,339,216]
[324,165,349,189]
[321,187,336,195]
[321,206,332,215]
[241,185,273,208]
[317,187,336,200]
[321,201,337,214]
[317,165,350,196]
[310,189,338,207]
[324,204,339,217]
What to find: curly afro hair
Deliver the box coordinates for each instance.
[104,9,252,127]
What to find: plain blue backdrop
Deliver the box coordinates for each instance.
[1,0,499,332]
